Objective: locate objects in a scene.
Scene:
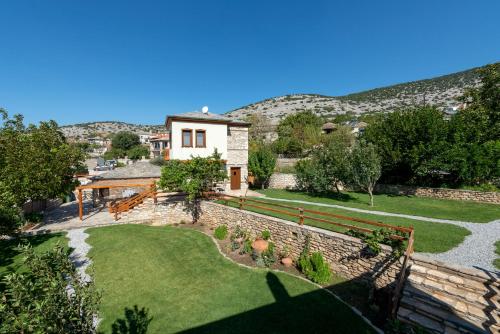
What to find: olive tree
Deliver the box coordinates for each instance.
[349,142,382,206]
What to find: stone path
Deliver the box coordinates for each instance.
[260,195,500,272]
[67,228,92,283]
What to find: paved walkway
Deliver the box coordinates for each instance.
[260,195,500,272]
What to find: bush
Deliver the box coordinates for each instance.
[240,239,252,255]
[0,244,100,332]
[299,252,332,284]
[24,212,43,223]
[214,225,228,240]
[297,235,332,284]
[261,242,276,267]
[261,230,271,240]
[127,145,149,160]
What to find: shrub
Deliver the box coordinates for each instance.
[240,239,252,255]
[261,242,276,267]
[230,240,240,252]
[297,235,332,284]
[24,212,43,223]
[214,225,228,240]
[0,244,100,332]
[346,228,406,258]
[261,230,271,240]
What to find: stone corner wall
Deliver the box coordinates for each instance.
[268,173,297,189]
[375,184,500,204]
[398,254,499,334]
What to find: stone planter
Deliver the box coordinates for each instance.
[281,257,293,267]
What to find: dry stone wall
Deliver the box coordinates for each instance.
[197,201,401,289]
[268,173,297,189]
[398,255,499,334]
[375,184,500,204]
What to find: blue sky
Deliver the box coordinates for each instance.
[0,0,499,126]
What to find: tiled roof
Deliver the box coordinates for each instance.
[92,161,161,180]
[167,111,249,125]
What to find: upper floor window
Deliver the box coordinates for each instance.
[182,129,192,147]
[195,130,206,148]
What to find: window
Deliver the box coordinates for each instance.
[195,130,206,148]
[154,142,160,150]
[182,129,192,147]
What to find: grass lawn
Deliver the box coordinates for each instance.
[87,224,377,334]
[495,241,500,270]
[0,233,68,288]
[217,198,470,253]
[257,189,500,223]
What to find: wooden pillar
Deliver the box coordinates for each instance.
[78,189,83,221]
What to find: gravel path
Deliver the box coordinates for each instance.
[260,196,470,224]
[67,228,92,283]
[261,196,500,272]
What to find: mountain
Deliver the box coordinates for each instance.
[224,64,492,123]
[60,121,164,139]
[61,63,496,139]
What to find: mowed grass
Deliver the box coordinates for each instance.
[0,233,68,287]
[87,224,377,334]
[257,189,500,223]
[217,198,470,253]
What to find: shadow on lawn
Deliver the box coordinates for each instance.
[176,271,491,334]
[109,305,153,334]
[282,189,361,203]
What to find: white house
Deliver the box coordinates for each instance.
[165,110,250,192]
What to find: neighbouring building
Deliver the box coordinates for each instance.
[165,110,250,192]
[149,133,170,159]
[139,133,152,144]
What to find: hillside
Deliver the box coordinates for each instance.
[224,64,491,123]
[60,121,164,139]
[61,63,495,139]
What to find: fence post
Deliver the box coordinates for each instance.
[239,196,243,210]
[299,208,304,225]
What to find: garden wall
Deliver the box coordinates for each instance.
[398,255,499,334]
[375,184,500,204]
[197,201,402,289]
[268,173,297,189]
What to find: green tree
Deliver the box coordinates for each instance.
[248,144,276,188]
[111,131,140,151]
[363,107,449,185]
[127,145,149,160]
[0,111,86,231]
[158,150,227,200]
[103,148,126,160]
[276,110,323,156]
[349,142,382,206]
[0,244,100,333]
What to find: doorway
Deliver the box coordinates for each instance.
[230,167,241,190]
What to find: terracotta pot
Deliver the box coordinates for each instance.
[281,257,293,267]
[252,239,269,254]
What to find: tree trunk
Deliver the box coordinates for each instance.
[335,182,341,193]
[368,189,374,207]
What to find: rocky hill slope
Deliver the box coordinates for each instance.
[224,64,489,123]
[60,121,164,139]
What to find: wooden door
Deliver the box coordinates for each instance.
[230,167,241,190]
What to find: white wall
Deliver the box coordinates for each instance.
[169,121,227,160]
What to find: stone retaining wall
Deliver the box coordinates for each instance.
[268,173,297,189]
[398,254,499,333]
[195,201,401,289]
[375,184,500,204]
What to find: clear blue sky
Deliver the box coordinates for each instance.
[1,0,499,125]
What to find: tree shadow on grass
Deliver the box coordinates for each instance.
[110,305,153,334]
[282,189,361,203]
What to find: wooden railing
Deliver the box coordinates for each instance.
[109,184,157,221]
[209,193,413,240]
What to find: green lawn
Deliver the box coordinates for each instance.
[87,224,377,334]
[0,233,68,288]
[218,198,470,253]
[257,189,500,223]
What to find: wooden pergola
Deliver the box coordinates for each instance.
[75,182,155,220]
